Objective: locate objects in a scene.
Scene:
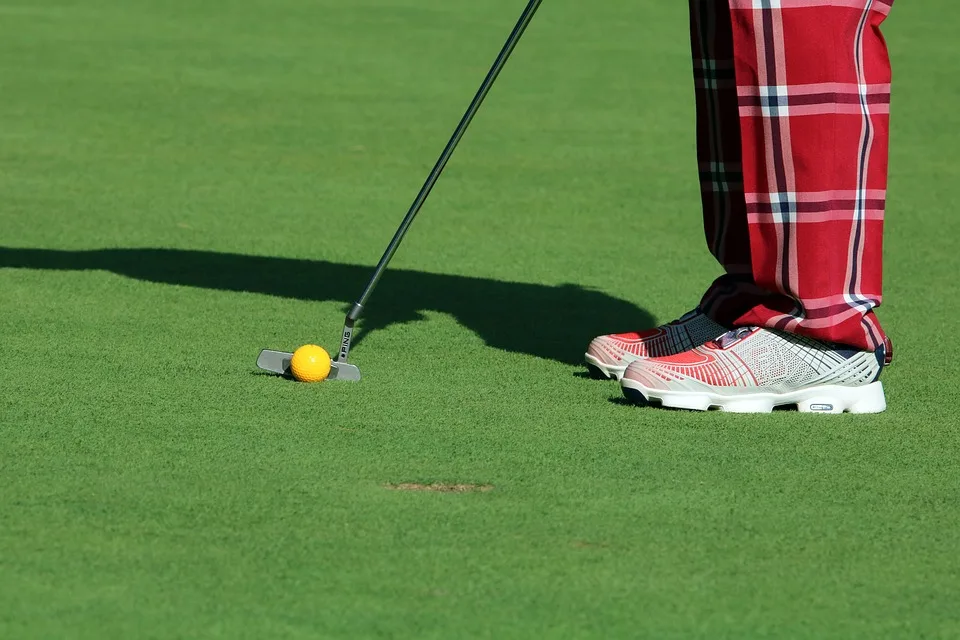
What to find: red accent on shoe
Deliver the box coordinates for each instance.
[610,328,665,342]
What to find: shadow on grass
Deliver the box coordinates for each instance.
[0,246,656,366]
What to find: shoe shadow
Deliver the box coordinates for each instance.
[0,247,656,366]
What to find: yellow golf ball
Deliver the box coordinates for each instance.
[289,345,332,383]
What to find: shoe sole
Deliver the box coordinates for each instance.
[584,353,627,380]
[620,379,886,414]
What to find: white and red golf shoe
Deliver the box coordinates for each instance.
[620,327,887,414]
[585,309,728,380]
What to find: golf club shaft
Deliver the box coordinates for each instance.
[337,0,544,362]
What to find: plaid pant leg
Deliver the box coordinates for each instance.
[689,1,752,275]
[698,0,894,353]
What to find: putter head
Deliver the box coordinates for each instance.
[256,349,361,381]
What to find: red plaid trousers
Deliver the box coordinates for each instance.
[690,0,894,353]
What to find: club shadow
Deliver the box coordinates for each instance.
[0,246,656,366]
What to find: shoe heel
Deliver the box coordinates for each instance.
[847,381,886,414]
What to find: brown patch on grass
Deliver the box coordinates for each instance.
[383,483,494,493]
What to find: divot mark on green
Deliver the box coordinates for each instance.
[383,483,494,493]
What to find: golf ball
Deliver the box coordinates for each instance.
[289,345,332,383]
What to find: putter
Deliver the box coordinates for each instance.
[257,0,544,381]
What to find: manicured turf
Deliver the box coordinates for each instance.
[1,1,959,637]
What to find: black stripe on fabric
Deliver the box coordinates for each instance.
[758,4,792,291]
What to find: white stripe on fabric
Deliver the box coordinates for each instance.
[844,0,878,315]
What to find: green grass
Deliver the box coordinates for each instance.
[1,0,959,637]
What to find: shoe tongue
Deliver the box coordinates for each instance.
[712,327,755,349]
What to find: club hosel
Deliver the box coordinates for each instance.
[337,305,363,362]
[338,325,354,363]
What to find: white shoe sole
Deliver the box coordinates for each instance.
[621,379,886,414]
[584,353,628,380]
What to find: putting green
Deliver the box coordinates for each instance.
[1,1,958,637]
